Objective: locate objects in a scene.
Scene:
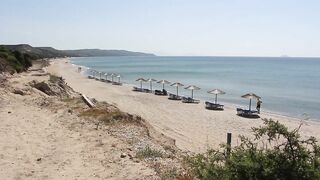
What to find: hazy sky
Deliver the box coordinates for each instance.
[1,0,320,56]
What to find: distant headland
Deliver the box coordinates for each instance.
[1,44,156,58]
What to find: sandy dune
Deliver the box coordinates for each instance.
[0,69,157,179]
[48,59,320,152]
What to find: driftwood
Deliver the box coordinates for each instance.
[81,94,95,108]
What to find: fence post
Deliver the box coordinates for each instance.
[227,133,232,157]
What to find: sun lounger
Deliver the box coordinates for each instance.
[112,82,123,86]
[182,97,200,104]
[88,75,94,79]
[154,89,168,96]
[132,86,149,92]
[205,101,224,110]
[237,108,259,118]
[168,93,183,100]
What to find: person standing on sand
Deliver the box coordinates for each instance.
[256,99,262,114]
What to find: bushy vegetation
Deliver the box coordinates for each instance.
[0,46,35,73]
[188,119,320,180]
[136,146,163,159]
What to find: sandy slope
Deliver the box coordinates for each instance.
[0,70,157,179]
[47,59,320,153]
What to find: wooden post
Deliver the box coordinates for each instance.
[227,133,232,157]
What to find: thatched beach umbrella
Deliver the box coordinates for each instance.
[104,73,109,81]
[157,80,171,90]
[110,73,116,82]
[208,89,226,104]
[241,93,261,111]
[136,78,147,89]
[146,78,157,91]
[171,82,184,96]
[185,85,200,98]
[116,74,122,83]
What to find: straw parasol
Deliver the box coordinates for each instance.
[241,93,261,111]
[116,74,121,83]
[110,73,116,82]
[104,73,109,81]
[136,78,147,89]
[157,80,171,90]
[171,82,184,96]
[207,89,226,104]
[185,85,200,98]
[146,78,157,91]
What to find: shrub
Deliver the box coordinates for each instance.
[136,146,163,159]
[188,119,320,180]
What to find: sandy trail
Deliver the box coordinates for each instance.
[48,59,320,152]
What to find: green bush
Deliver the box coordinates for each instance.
[0,46,34,73]
[188,119,320,180]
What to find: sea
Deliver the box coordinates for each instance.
[70,56,320,121]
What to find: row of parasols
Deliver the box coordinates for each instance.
[135,77,261,111]
[87,70,261,112]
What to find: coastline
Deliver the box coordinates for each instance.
[48,58,320,152]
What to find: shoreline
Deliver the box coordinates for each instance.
[70,59,318,123]
[48,58,320,152]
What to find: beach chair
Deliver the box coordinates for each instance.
[88,75,94,79]
[205,101,224,110]
[132,86,149,92]
[182,97,200,104]
[133,86,143,92]
[154,89,168,96]
[168,93,183,100]
[236,108,259,118]
[112,82,123,86]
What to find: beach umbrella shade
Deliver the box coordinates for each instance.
[116,74,122,83]
[241,93,261,111]
[136,78,147,89]
[171,82,184,96]
[104,73,109,81]
[146,78,157,91]
[185,85,201,99]
[207,89,226,104]
[110,73,116,82]
[157,80,171,90]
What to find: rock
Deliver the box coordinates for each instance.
[8,111,11,114]
[128,154,133,159]
[13,89,25,95]
[68,109,72,114]
[36,158,42,161]
[120,153,126,158]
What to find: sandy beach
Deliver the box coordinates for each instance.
[48,58,320,152]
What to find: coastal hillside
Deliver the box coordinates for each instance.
[62,49,155,57]
[1,44,155,58]
[0,44,154,73]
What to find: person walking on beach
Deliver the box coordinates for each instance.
[256,99,262,114]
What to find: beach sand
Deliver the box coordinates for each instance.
[48,58,320,152]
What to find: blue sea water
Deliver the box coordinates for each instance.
[70,56,320,120]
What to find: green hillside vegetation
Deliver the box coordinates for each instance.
[1,44,155,58]
[0,46,34,73]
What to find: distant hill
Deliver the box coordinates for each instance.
[1,44,155,58]
[63,49,155,57]
[1,44,68,58]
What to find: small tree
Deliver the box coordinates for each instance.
[188,119,320,180]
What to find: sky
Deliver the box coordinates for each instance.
[0,0,320,57]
